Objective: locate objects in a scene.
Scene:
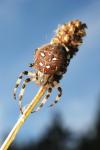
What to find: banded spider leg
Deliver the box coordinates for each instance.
[13,71,37,113]
[49,81,62,107]
[33,81,62,113]
[33,85,52,112]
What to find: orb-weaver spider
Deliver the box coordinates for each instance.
[13,20,87,113]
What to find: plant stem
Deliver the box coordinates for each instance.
[0,85,48,150]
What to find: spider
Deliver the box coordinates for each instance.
[13,20,87,113]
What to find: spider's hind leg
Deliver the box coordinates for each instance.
[49,81,62,107]
[13,71,35,99]
[33,85,52,113]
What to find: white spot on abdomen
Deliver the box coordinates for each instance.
[52,57,57,60]
[39,62,43,66]
[41,52,45,57]
[46,65,50,68]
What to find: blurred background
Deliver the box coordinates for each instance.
[0,0,100,149]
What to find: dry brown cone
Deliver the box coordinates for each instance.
[51,20,87,58]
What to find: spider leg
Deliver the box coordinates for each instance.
[33,85,52,113]
[18,77,36,113]
[13,71,35,99]
[49,81,62,107]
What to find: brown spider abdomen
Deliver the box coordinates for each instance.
[34,44,67,75]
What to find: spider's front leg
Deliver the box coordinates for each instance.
[49,81,62,107]
[33,85,52,113]
[18,77,36,113]
[13,71,35,99]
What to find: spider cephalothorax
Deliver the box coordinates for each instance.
[13,20,87,113]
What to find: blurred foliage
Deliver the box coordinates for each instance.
[78,103,100,150]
